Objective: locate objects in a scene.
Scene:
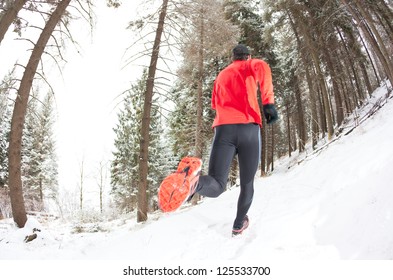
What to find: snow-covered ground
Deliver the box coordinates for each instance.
[1,83,393,279]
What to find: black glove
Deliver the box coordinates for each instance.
[263,104,278,124]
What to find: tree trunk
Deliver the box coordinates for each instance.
[8,0,71,228]
[285,103,292,157]
[374,0,393,42]
[288,9,334,139]
[314,53,334,140]
[294,75,306,152]
[323,46,344,126]
[305,65,318,149]
[195,5,204,159]
[359,60,373,97]
[342,0,393,85]
[353,0,393,82]
[137,0,168,223]
[79,159,84,211]
[0,0,27,44]
[340,78,351,114]
[374,11,393,48]
[288,11,317,148]
[191,4,205,205]
[358,31,381,87]
[98,161,105,214]
[316,85,327,138]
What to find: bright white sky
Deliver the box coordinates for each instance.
[54,2,138,200]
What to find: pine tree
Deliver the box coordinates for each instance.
[111,81,143,213]
[0,77,12,188]
[147,102,175,210]
[111,70,172,213]
[22,91,58,212]
[0,71,16,218]
[168,82,198,159]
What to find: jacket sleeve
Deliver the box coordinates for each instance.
[251,59,274,105]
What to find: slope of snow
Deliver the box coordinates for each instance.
[1,84,393,278]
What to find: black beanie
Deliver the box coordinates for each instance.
[232,44,250,56]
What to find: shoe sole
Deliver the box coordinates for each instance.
[158,172,190,212]
[158,157,202,212]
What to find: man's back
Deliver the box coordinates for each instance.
[211,59,274,127]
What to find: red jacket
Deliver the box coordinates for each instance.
[211,59,274,127]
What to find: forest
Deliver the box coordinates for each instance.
[0,0,392,228]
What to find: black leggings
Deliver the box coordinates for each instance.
[196,123,261,229]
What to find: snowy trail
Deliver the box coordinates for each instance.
[1,86,393,262]
[79,86,393,261]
